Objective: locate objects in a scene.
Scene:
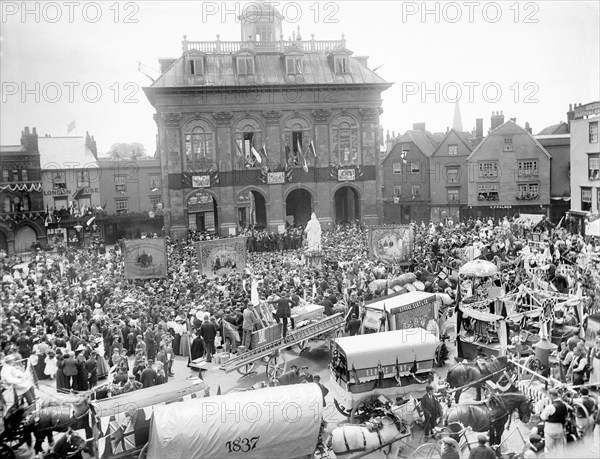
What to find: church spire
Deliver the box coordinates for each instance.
[452,101,463,132]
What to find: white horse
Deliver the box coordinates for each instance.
[330,415,410,458]
[390,395,424,427]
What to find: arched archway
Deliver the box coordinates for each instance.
[14,224,37,253]
[334,186,360,224]
[236,189,267,229]
[186,190,219,233]
[286,189,313,228]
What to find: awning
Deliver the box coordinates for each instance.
[567,210,590,217]
[460,306,503,322]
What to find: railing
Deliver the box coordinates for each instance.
[183,35,345,54]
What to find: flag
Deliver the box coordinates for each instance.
[301,152,308,173]
[251,146,262,164]
[137,61,157,83]
[235,139,244,157]
[44,213,52,227]
[351,364,361,385]
[67,120,76,134]
[261,137,269,161]
[395,356,401,381]
[86,216,96,227]
[308,139,316,158]
[73,188,85,200]
[285,145,291,164]
[377,361,384,388]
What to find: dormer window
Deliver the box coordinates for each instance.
[237,56,255,75]
[334,56,348,73]
[286,56,303,75]
[189,58,204,76]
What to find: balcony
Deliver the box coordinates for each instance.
[183,35,346,54]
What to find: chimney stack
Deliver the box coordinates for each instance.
[413,122,426,131]
[567,103,576,124]
[475,118,483,142]
[490,111,504,131]
[20,126,39,152]
[525,122,532,134]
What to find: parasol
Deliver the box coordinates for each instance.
[459,259,498,278]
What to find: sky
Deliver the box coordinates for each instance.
[1,1,599,157]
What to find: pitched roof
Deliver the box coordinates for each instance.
[537,122,569,135]
[38,137,98,169]
[431,129,473,157]
[398,130,439,157]
[149,51,389,88]
[466,120,551,161]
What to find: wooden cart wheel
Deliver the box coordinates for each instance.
[266,352,286,381]
[334,399,352,418]
[236,362,256,375]
[350,394,395,423]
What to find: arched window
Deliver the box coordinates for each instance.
[332,116,359,165]
[184,120,214,170]
[22,195,31,211]
[3,197,11,213]
[13,196,21,212]
[283,116,311,167]
[234,118,263,169]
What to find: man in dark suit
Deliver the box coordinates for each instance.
[140,360,157,388]
[144,327,156,361]
[62,351,78,390]
[269,293,292,338]
[345,314,362,336]
[420,384,443,441]
[199,315,217,363]
[320,292,334,316]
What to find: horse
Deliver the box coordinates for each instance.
[445,393,532,444]
[27,393,95,454]
[390,394,424,427]
[330,414,410,458]
[445,355,510,403]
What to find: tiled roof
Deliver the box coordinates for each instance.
[396,130,439,157]
[150,51,389,88]
[537,123,569,135]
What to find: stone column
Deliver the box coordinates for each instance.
[360,107,383,225]
[212,111,235,236]
[312,109,332,226]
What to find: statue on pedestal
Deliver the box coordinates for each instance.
[305,212,322,252]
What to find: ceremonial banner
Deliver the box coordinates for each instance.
[123,238,167,279]
[197,237,247,278]
[367,225,414,264]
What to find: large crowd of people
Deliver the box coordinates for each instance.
[1,214,600,454]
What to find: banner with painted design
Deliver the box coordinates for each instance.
[197,237,248,278]
[366,225,414,265]
[123,238,167,279]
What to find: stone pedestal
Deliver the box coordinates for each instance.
[304,250,322,269]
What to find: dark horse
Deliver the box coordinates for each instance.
[446,393,532,445]
[26,393,95,454]
[446,355,510,402]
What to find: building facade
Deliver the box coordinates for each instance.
[466,114,551,220]
[569,101,600,231]
[535,133,571,224]
[381,125,438,224]
[39,133,102,246]
[97,158,164,243]
[0,127,46,254]
[429,128,474,223]
[143,7,391,239]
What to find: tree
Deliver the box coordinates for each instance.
[107,142,147,160]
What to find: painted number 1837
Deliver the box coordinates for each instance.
[225,436,260,453]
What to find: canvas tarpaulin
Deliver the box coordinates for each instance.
[146,384,324,459]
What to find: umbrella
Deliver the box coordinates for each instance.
[459,260,498,278]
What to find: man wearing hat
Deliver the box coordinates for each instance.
[522,434,544,459]
[540,387,568,454]
[420,384,443,441]
[467,434,495,459]
[440,437,460,459]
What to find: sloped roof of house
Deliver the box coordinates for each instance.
[537,122,569,135]
[431,129,473,157]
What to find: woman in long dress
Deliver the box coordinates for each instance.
[44,350,58,379]
[590,337,600,387]
[179,323,191,357]
[95,340,109,379]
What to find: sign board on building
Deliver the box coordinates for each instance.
[338,169,355,181]
[573,101,600,119]
[187,191,213,213]
[236,191,253,207]
[192,175,210,188]
[267,172,285,184]
[123,238,168,279]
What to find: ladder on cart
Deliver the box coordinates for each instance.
[220,313,344,373]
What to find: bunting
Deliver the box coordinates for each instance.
[261,137,269,161]
[251,145,262,164]
[235,139,244,158]
[308,139,316,158]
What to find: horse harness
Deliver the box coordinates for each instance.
[341,418,385,454]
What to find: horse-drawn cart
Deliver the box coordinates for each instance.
[220,312,345,380]
[329,328,439,418]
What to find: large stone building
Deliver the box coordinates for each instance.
[465,113,551,220]
[0,127,46,254]
[568,101,600,232]
[143,6,391,238]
